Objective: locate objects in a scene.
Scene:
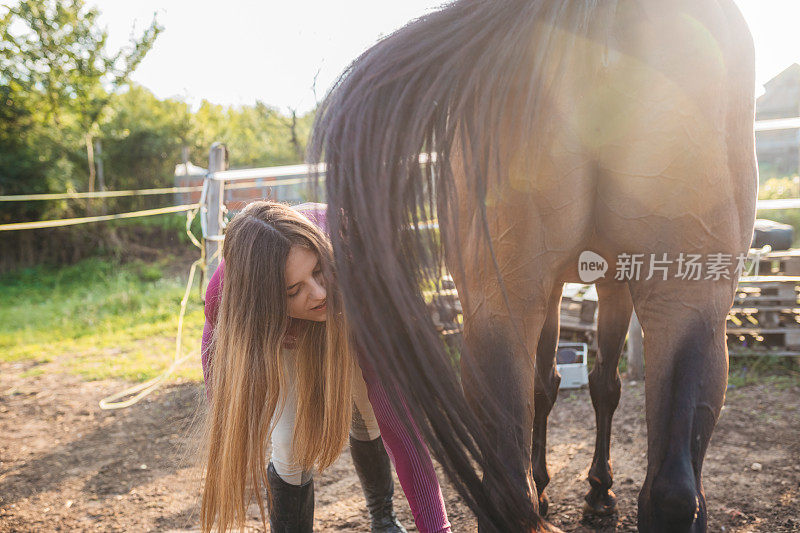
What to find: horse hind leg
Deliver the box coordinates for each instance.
[461,317,539,532]
[531,283,564,517]
[584,281,633,516]
[632,282,730,533]
[461,294,568,532]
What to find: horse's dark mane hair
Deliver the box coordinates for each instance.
[310,1,601,530]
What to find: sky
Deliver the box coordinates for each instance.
[91,0,800,114]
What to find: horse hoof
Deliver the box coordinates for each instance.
[583,488,617,517]
[538,492,550,517]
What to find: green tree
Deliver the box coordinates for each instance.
[0,83,49,222]
[192,100,315,168]
[1,0,162,193]
[100,85,193,191]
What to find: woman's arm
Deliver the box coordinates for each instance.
[201,261,225,398]
[359,362,451,533]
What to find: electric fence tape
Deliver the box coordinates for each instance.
[0,204,199,231]
[0,176,314,202]
[0,185,203,202]
[99,204,211,410]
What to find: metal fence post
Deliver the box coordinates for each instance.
[627,310,644,380]
[206,143,228,277]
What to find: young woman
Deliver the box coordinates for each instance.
[200,201,451,533]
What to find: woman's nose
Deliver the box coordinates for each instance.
[310,279,326,301]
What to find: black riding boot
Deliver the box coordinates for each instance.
[349,435,408,533]
[267,462,314,533]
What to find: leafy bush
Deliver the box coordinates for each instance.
[759,176,800,246]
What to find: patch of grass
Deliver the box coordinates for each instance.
[130,260,164,282]
[727,356,800,389]
[0,256,204,382]
[20,365,47,378]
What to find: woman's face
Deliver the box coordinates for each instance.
[284,245,328,322]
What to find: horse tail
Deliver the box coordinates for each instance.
[310,1,598,530]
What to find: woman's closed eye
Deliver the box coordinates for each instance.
[288,267,322,298]
[287,281,302,298]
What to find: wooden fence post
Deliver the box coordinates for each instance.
[94,139,106,215]
[206,143,228,277]
[627,310,644,380]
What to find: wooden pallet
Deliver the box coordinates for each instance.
[757,250,800,276]
[728,275,800,355]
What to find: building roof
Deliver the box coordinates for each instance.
[764,63,800,90]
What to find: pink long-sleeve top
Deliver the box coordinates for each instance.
[200,203,450,533]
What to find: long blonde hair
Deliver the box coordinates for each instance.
[200,201,353,532]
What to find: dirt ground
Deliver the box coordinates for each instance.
[1,361,797,532]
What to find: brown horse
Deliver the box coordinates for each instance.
[311,1,757,531]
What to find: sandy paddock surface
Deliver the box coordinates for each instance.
[0,361,797,532]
